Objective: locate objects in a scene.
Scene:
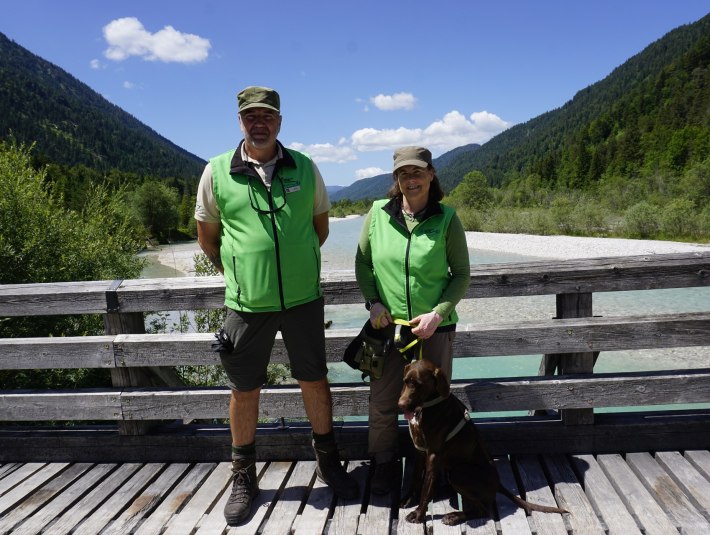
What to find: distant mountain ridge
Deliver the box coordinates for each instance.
[0,32,205,179]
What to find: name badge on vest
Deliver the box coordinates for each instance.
[283,178,301,193]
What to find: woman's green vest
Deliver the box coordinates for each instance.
[211,144,321,312]
[368,198,458,326]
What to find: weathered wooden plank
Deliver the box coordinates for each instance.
[4,311,703,372]
[569,454,641,534]
[596,453,678,535]
[292,462,332,535]
[0,280,113,316]
[465,252,710,299]
[0,337,115,369]
[223,461,291,535]
[655,451,710,523]
[514,456,567,535]
[261,461,315,535]
[0,463,67,517]
[0,464,45,496]
[101,463,190,535]
[8,464,115,535]
[495,458,531,535]
[463,516,497,534]
[542,454,605,534]
[71,463,165,535]
[0,390,122,421]
[132,462,216,535]
[358,472,395,534]
[164,461,235,535]
[2,253,707,316]
[330,461,369,535]
[626,452,709,535]
[685,450,710,479]
[0,464,19,480]
[42,463,142,535]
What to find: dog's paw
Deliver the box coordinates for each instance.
[442,511,466,526]
[405,509,425,524]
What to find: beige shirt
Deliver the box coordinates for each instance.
[194,144,331,223]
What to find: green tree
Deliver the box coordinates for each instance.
[132,181,180,242]
[449,170,493,209]
[0,141,144,389]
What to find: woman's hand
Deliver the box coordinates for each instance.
[369,302,392,329]
[409,311,443,340]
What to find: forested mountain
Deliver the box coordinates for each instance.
[444,13,710,190]
[0,32,205,180]
[335,13,710,201]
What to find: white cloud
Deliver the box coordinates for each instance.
[288,142,357,164]
[351,110,510,153]
[90,59,102,69]
[356,167,386,179]
[123,81,135,90]
[103,17,211,63]
[370,92,416,111]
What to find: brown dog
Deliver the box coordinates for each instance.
[398,359,567,526]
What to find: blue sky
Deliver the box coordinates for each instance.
[2,1,708,187]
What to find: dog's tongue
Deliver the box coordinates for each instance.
[403,410,415,422]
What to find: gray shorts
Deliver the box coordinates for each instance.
[219,297,327,391]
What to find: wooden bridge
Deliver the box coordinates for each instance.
[1,251,709,533]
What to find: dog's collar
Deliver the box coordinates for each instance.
[421,395,446,408]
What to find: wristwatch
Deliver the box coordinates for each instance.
[365,298,381,311]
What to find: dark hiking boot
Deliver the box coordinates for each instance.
[224,456,259,526]
[313,440,359,500]
[371,459,400,495]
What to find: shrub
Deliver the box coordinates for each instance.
[623,201,660,238]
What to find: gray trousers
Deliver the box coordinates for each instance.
[368,331,455,462]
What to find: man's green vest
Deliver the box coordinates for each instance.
[211,143,322,312]
[368,198,458,326]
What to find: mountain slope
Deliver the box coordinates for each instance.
[0,32,205,179]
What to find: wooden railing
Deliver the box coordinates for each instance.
[1,251,709,462]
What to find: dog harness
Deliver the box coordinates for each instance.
[409,396,472,451]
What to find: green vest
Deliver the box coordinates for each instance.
[211,143,322,312]
[368,198,458,326]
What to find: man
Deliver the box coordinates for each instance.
[195,86,358,526]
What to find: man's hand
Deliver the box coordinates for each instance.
[196,220,224,274]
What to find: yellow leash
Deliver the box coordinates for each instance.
[392,318,423,360]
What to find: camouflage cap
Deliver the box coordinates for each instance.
[237,86,280,113]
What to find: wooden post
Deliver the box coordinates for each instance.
[103,280,185,435]
[533,293,598,424]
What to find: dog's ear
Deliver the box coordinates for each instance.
[433,367,450,398]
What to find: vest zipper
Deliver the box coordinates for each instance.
[404,232,413,319]
[232,257,241,308]
[266,186,286,310]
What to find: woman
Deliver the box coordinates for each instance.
[354,146,470,494]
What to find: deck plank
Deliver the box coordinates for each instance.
[164,461,236,535]
[1,453,709,534]
[42,463,143,535]
[626,452,709,535]
[330,460,369,535]
[292,462,333,535]
[0,463,92,535]
[261,460,314,535]
[542,454,605,535]
[133,463,216,535]
[570,454,641,535]
[71,463,165,535]
[656,451,710,523]
[102,463,190,535]
[515,455,567,535]
[596,453,679,535]
[495,457,532,535]
[0,463,45,498]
